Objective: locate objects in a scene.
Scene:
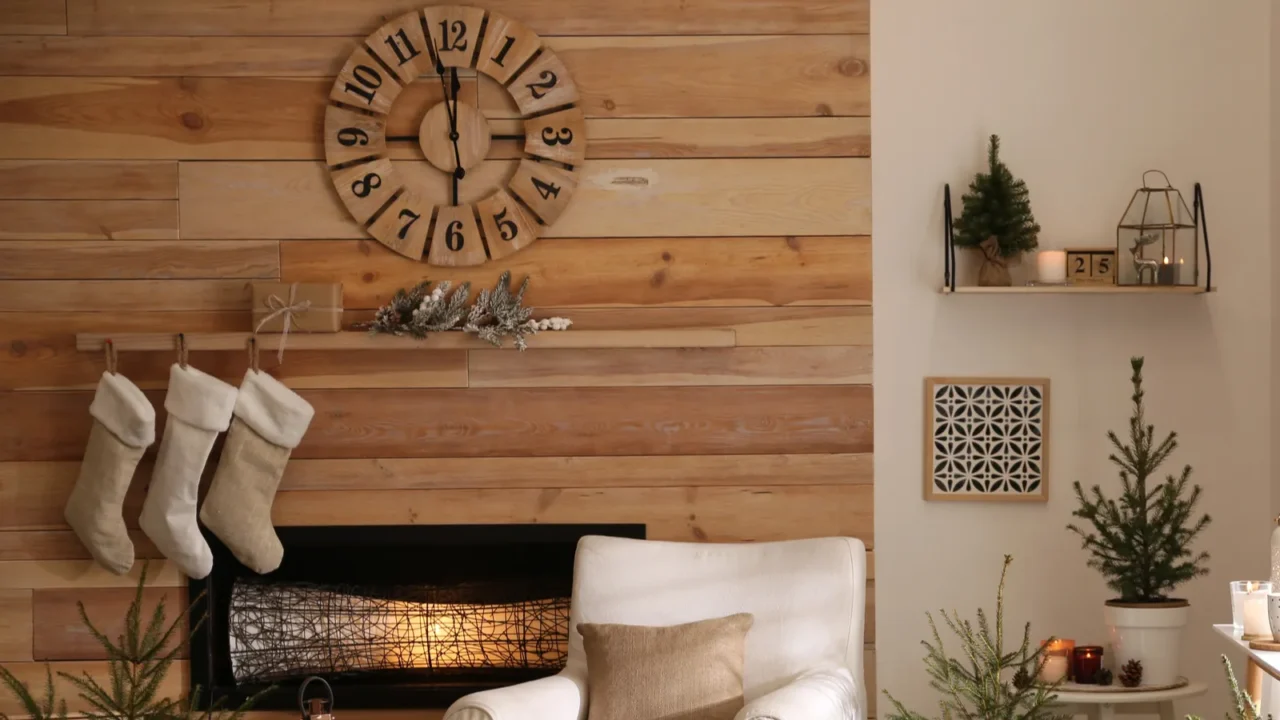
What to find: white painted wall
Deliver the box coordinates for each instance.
[872,1,1273,714]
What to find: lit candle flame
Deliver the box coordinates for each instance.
[1163,256,1170,264]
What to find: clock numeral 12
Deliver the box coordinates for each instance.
[437,20,468,52]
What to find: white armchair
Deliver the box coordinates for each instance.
[444,535,868,720]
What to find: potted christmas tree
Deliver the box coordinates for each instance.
[952,135,1041,286]
[1067,357,1211,687]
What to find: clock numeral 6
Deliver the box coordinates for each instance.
[493,207,519,242]
[532,176,561,200]
[351,172,382,198]
[525,70,557,100]
[445,220,465,251]
[336,127,369,147]
[541,127,573,146]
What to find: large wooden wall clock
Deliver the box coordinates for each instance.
[324,6,584,266]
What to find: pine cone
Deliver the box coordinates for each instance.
[1120,659,1143,688]
[1093,667,1114,686]
[1012,666,1032,690]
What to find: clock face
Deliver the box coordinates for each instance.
[324,6,585,266]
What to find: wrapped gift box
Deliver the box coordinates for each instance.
[251,282,343,333]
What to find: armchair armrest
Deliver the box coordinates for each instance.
[735,667,860,720]
[443,670,587,720]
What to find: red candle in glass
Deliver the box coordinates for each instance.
[1072,646,1103,684]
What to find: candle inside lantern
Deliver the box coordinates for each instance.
[1036,251,1067,284]
[1157,256,1176,285]
[1244,586,1272,638]
[1178,257,1186,285]
[1039,639,1074,683]
[1072,646,1103,684]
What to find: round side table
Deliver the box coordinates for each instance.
[1049,682,1207,720]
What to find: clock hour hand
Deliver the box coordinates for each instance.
[448,68,465,180]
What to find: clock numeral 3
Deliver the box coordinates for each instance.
[397,209,421,240]
[532,177,561,200]
[493,208,519,242]
[525,70,557,100]
[437,20,468,52]
[351,172,382,198]
[336,127,369,147]
[445,220,465,251]
[344,65,383,105]
[541,127,573,146]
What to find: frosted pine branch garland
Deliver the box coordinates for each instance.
[360,272,571,350]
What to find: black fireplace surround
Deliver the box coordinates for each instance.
[190,524,644,710]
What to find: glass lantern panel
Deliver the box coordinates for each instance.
[1116,189,1198,286]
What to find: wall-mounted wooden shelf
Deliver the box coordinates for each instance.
[940,285,1214,295]
[76,329,735,353]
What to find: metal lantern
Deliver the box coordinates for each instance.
[1116,171,1198,286]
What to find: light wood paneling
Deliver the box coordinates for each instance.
[469,346,872,387]
[274,485,873,543]
[0,461,147,530]
[0,589,33,661]
[0,161,177,199]
[282,237,872,309]
[32,587,186,660]
[0,530,161,562]
[283,453,874,490]
[65,0,868,36]
[0,660,185,715]
[0,280,251,312]
[0,561,182,590]
[0,241,280,280]
[0,200,178,240]
[547,307,873,346]
[0,0,66,35]
[575,117,870,159]
[179,159,869,239]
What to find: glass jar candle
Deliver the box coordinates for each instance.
[1039,639,1075,683]
[1234,581,1274,631]
[1072,646,1103,684]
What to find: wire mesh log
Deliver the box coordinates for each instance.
[227,580,570,683]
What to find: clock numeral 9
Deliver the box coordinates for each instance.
[397,209,420,240]
[493,208,519,242]
[525,70,557,100]
[336,127,369,147]
[445,220,465,251]
[351,172,381,198]
[541,127,573,146]
[437,19,468,52]
[532,176,561,200]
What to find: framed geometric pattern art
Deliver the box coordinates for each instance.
[924,377,1050,502]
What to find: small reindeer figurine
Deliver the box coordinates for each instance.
[1130,233,1160,285]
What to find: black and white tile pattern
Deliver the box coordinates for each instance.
[927,380,1047,499]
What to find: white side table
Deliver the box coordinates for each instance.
[1049,682,1208,720]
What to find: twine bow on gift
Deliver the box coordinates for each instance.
[254,283,312,362]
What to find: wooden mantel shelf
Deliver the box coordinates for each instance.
[941,285,1214,295]
[76,330,736,353]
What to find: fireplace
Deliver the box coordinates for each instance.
[190,524,644,710]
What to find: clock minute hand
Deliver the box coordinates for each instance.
[449,68,465,179]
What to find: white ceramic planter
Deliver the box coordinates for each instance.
[1103,601,1189,687]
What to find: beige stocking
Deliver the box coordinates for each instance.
[65,371,156,575]
[200,370,313,574]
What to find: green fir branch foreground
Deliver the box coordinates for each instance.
[361,271,572,350]
[884,555,1063,720]
[0,564,266,720]
[1187,655,1270,720]
[1067,357,1211,602]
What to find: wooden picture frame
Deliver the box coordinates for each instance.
[924,377,1050,503]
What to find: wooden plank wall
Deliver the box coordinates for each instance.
[0,0,873,716]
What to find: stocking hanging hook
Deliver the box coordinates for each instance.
[247,336,261,373]
[177,333,189,369]
[104,338,118,375]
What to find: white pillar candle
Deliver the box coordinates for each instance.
[1039,654,1069,684]
[1037,251,1067,284]
[1244,588,1272,637]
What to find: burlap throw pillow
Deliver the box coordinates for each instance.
[578,613,754,720]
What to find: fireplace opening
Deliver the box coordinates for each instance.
[190,524,644,710]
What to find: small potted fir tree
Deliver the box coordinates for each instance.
[951,134,1041,286]
[1067,357,1211,688]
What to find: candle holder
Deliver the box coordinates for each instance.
[1072,646,1103,685]
[1232,581,1272,631]
[1242,582,1275,639]
[1039,639,1074,683]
